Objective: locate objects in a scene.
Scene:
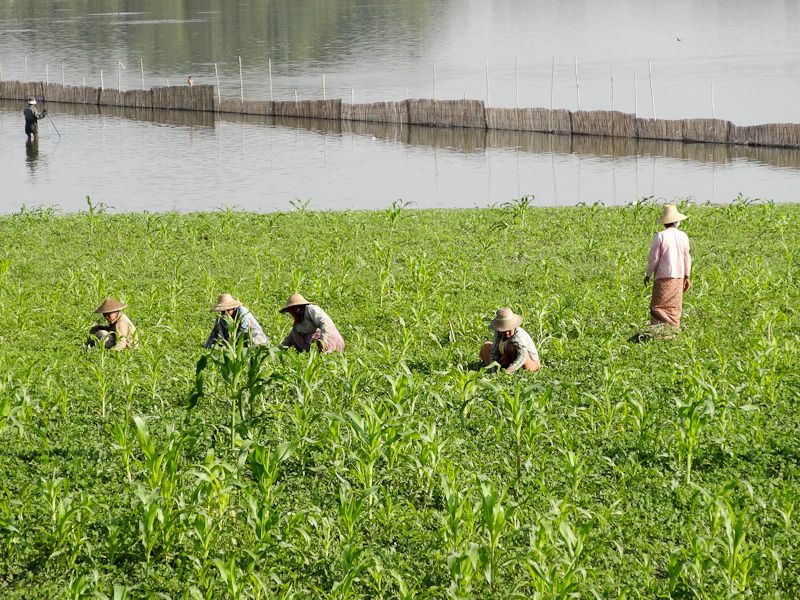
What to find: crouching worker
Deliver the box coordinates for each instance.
[87,298,137,351]
[480,307,540,373]
[279,293,345,353]
[204,293,269,349]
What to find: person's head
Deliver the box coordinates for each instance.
[280,293,312,322]
[95,297,127,322]
[490,307,522,338]
[187,76,194,86]
[27,97,36,106]
[212,293,242,316]
[657,204,688,229]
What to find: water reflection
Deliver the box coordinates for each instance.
[25,140,39,174]
[1,99,799,214]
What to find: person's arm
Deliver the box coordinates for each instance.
[307,305,335,347]
[489,332,501,365]
[505,340,528,374]
[204,318,223,349]
[645,234,661,283]
[113,318,132,351]
[683,236,692,290]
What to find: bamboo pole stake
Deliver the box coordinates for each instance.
[485,58,491,106]
[100,69,104,91]
[140,57,145,90]
[322,73,326,100]
[574,55,581,110]
[61,59,64,86]
[549,56,555,132]
[514,56,519,108]
[648,60,656,118]
[214,62,220,102]
[23,54,28,81]
[268,58,273,100]
[351,88,355,104]
[118,61,125,91]
[82,75,86,88]
[0,62,4,81]
[634,72,638,116]
[711,81,715,118]
[294,89,298,104]
[239,56,244,103]
[432,63,436,100]
[610,65,614,111]
[45,63,49,85]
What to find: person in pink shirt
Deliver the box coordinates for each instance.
[644,204,692,331]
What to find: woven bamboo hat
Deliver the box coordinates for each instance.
[95,298,127,314]
[280,293,311,313]
[212,293,242,312]
[27,97,36,105]
[490,307,523,331]
[657,204,688,225]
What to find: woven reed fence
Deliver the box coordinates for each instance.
[3,79,800,149]
[340,101,409,124]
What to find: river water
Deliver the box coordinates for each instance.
[1,0,799,212]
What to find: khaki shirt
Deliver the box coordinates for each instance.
[112,313,137,350]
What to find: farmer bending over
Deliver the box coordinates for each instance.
[23,97,47,142]
[279,293,345,353]
[88,298,137,351]
[480,307,540,373]
[204,293,269,349]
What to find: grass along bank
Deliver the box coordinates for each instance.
[0,199,798,598]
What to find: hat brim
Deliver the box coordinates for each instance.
[280,301,310,313]
[96,303,127,314]
[490,314,523,331]
[657,212,688,225]
[213,301,242,312]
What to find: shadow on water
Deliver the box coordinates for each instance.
[4,98,800,172]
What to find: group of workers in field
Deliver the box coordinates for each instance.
[87,204,691,373]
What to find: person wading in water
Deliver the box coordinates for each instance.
[23,97,46,142]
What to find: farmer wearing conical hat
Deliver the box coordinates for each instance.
[480,308,540,373]
[644,204,692,330]
[204,293,269,349]
[279,293,345,353]
[23,97,46,142]
[87,298,137,351]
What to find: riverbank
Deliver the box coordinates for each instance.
[1,203,798,596]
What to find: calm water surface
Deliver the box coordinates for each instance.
[1,1,799,212]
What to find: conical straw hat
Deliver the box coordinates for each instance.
[95,297,127,314]
[490,307,523,331]
[657,204,688,225]
[280,293,311,313]
[212,293,242,312]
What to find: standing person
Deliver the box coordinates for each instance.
[23,97,46,142]
[204,293,269,349]
[480,307,541,374]
[279,294,345,353]
[88,298,137,351]
[644,204,692,331]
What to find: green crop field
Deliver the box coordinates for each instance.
[0,198,798,599]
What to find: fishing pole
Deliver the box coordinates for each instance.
[46,111,61,138]
[37,95,61,138]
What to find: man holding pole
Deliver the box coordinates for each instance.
[23,96,46,142]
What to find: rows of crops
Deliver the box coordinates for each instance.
[0,198,798,598]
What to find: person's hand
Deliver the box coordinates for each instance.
[683,277,691,291]
[42,109,47,114]
[643,275,650,286]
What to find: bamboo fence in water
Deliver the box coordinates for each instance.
[2,79,799,149]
